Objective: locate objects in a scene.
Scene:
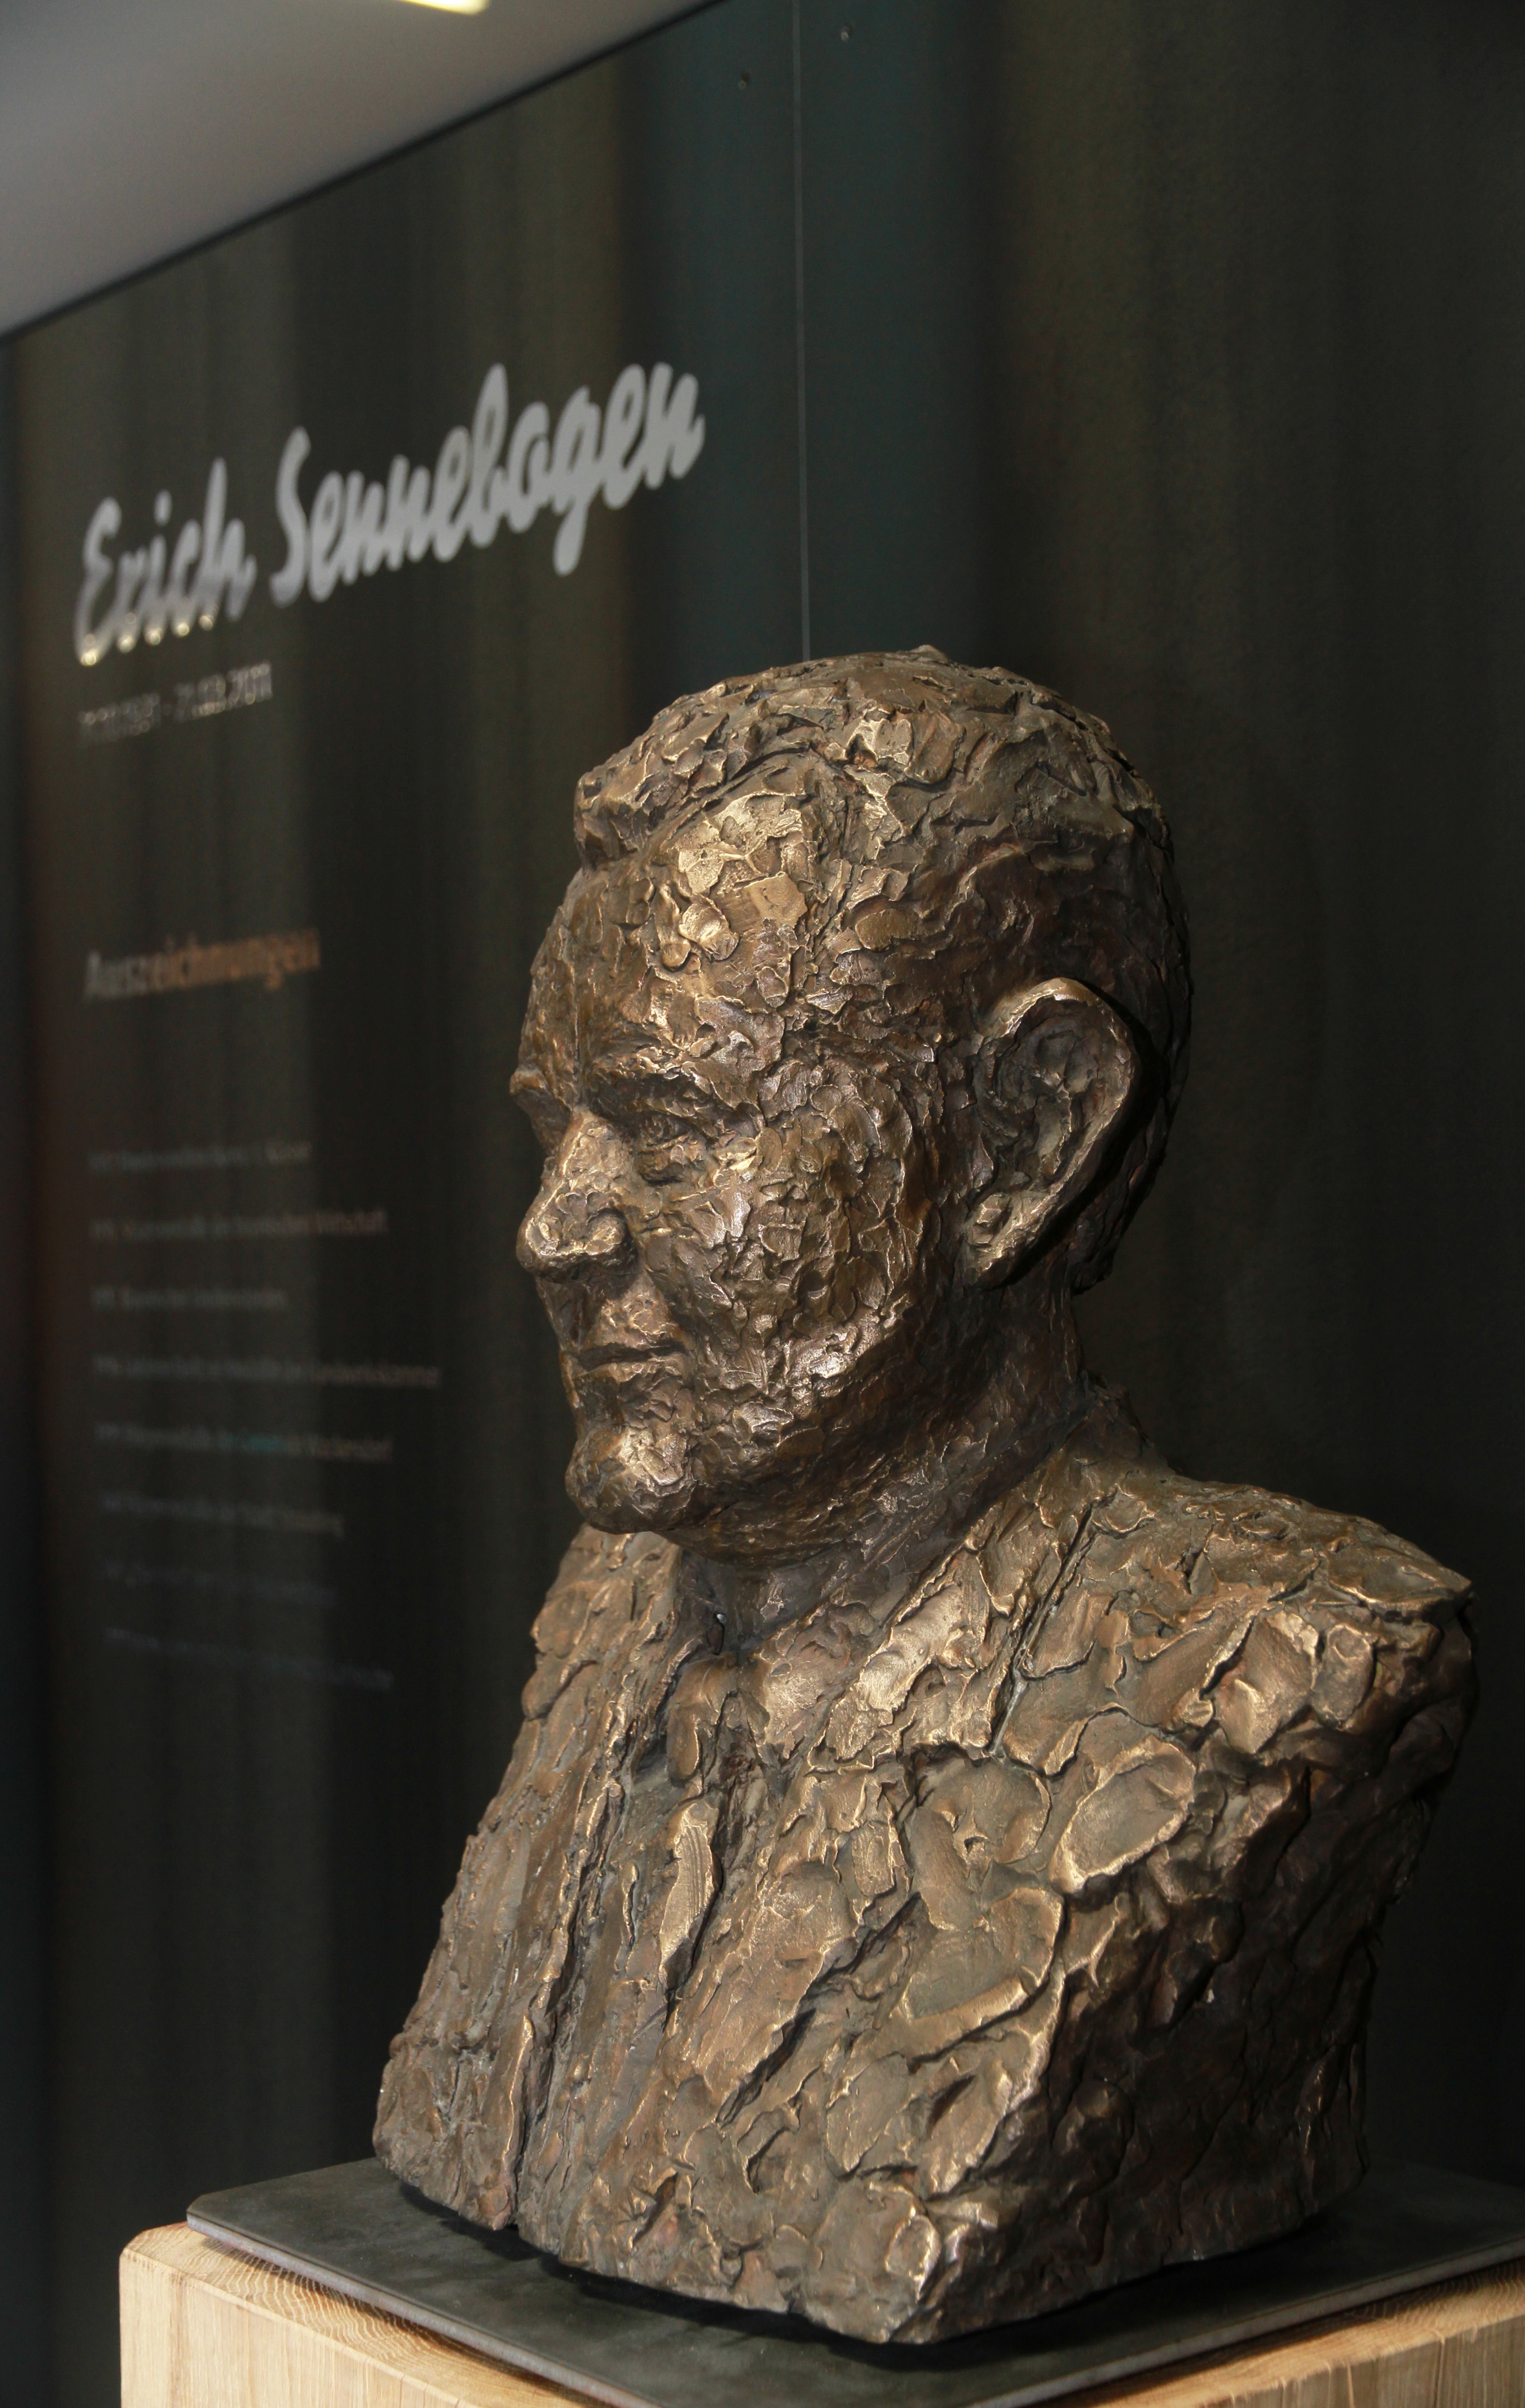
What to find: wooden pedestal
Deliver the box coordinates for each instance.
[121,2222,1525,2408]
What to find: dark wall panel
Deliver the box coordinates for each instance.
[14,8,799,2398]
[0,347,48,2407]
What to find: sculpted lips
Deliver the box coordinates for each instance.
[575,1341,683,1375]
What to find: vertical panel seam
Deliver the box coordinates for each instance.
[791,0,811,661]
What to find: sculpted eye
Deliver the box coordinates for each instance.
[634,1124,711,1184]
[589,1072,753,1180]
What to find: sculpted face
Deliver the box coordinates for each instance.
[511,818,956,1544]
[508,654,1181,1555]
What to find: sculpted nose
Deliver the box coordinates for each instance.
[517,1114,634,1281]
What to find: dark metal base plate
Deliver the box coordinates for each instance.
[187,2157,1525,2408]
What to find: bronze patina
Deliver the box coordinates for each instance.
[375,650,1473,2343]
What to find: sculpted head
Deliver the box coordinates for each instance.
[511,649,1190,1557]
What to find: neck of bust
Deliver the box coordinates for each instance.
[680,1268,1095,1656]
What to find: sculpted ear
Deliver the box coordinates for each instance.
[960,978,1141,1291]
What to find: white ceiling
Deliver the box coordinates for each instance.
[0,0,693,338]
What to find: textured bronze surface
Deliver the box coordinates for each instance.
[375,651,1473,2343]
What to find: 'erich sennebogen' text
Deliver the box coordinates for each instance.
[73,361,704,667]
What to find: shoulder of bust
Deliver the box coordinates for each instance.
[974,1390,1469,1629]
[1080,1453,1471,1627]
[987,1441,1472,1780]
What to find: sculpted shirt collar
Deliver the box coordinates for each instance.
[668,1383,1149,1758]
[686,1371,1117,1658]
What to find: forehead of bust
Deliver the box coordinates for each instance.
[519,648,1175,1113]
[519,793,841,1113]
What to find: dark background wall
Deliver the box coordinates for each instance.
[0,352,48,2406]
[4,2,1523,2400]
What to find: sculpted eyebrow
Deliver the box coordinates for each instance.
[587,1062,730,1118]
[508,1065,573,1142]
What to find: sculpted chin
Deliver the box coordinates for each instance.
[374,650,1473,2345]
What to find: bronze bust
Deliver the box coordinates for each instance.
[375,650,1473,2343]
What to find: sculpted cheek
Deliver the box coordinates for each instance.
[678,1184,753,1256]
[729,1138,848,1307]
[635,1169,756,1315]
[642,1220,733,1321]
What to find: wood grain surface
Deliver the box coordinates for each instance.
[120,2224,1525,2408]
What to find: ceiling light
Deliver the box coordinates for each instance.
[395,0,489,13]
